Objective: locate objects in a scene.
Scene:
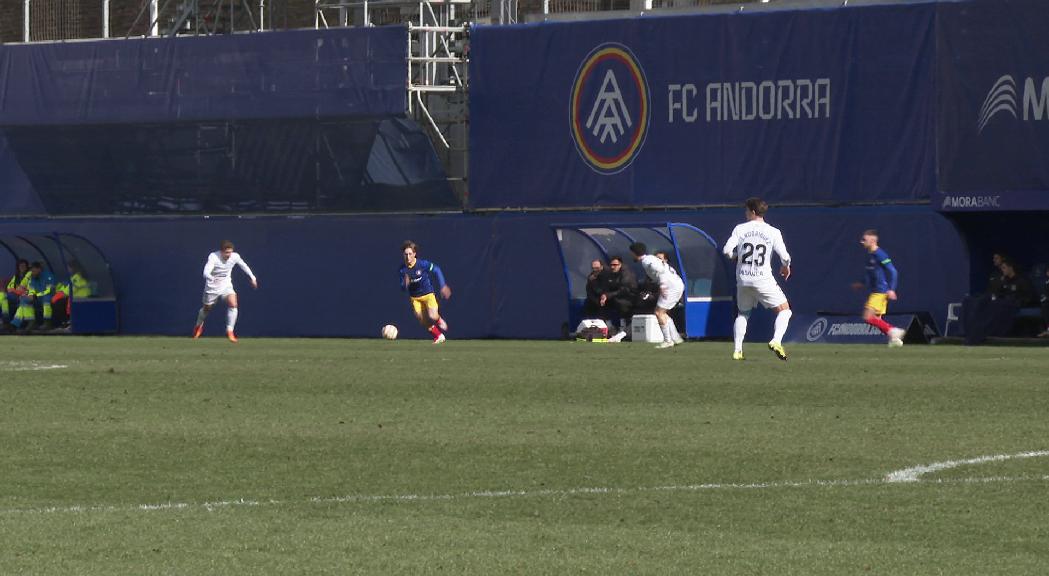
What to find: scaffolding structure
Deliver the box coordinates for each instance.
[10,0,779,43]
[13,0,282,41]
[21,0,99,42]
[315,0,471,198]
[125,0,269,38]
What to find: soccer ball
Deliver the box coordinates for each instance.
[381,324,398,340]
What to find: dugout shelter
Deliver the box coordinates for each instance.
[0,234,118,334]
[552,223,734,339]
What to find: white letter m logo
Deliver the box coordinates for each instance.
[586,70,633,144]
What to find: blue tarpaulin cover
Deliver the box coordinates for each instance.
[0,27,456,214]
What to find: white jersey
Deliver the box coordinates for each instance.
[722,220,791,288]
[203,251,256,293]
[639,254,676,286]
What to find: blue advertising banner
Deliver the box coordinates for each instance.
[0,26,407,125]
[469,2,937,209]
[785,313,939,345]
[936,0,1049,211]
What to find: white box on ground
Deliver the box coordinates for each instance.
[631,314,662,343]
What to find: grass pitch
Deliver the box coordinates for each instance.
[1,337,1047,574]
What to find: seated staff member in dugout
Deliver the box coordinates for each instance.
[603,256,637,342]
[51,260,95,324]
[399,240,451,344]
[2,259,30,328]
[12,261,54,331]
[580,259,610,321]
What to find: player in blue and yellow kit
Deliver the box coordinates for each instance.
[854,229,906,347]
[399,241,451,343]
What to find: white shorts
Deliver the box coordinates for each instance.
[202,285,236,306]
[736,282,787,312]
[657,276,685,310]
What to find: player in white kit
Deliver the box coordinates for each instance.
[193,240,258,343]
[722,198,792,361]
[630,242,685,349]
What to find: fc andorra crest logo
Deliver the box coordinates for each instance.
[570,43,650,174]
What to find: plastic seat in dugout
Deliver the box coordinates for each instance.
[552,223,734,339]
[0,234,118,334]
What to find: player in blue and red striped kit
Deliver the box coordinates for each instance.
[854,230,907,347]
[399,240,451,343]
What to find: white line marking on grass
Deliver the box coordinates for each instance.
[3,474,1049,518]
[885,450,1049,483]
[0,361,68,371]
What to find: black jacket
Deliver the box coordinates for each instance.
[995,273,1037,307]
[604,267,637,302]
[585,270,610,306]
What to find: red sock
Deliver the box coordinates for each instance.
[429,325,442,337]
[865,316,893,335]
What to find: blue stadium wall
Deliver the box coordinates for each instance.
[10,0,1046,338]
[0,208,968,338]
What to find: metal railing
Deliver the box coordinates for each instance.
[10,0,281,42]
[9,0,784,43]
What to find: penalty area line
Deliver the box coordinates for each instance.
[2,474,1049,518]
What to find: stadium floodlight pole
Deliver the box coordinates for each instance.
[23,0,30,42]
[149,0,159,36]
[259,0,265,30]
[103,0,110,38]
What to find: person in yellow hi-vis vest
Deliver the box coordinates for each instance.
[50,261,94,327]
[2,259,30,329]
[12,262,55,332]
[71,266,93,299]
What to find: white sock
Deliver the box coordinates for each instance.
[733,315,748,352]
[660,321,673,343]
[667,320,681,340]
[772,309,793,344]
[226,308,238,331]
[196,308,208,326]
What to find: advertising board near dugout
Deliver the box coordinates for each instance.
[786,314,939,345]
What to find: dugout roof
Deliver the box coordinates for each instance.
[0,233,118,333]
